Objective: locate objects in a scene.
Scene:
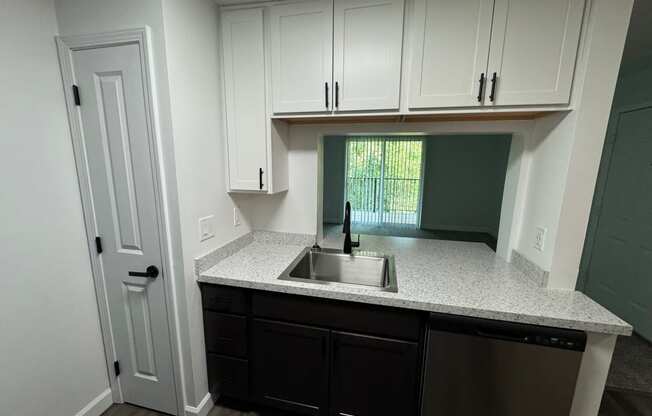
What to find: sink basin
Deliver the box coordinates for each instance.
[278,247,397,292]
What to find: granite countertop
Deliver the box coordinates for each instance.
[197,231,632,336]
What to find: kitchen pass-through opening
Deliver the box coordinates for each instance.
[322,134,512,251]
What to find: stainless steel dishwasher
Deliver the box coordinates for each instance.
[422,313,587,416]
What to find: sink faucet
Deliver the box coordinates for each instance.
[343,201,360,254]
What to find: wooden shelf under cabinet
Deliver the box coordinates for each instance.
[273,110,558,125]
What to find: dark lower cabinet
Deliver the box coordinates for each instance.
[201,285,425,416]
[330,331,419,416]
[252,319,330,416]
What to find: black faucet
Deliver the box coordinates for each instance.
[343,201,360,254]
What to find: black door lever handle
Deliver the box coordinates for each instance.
[128,265,159,278]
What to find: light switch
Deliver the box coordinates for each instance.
[233,207,241,227]
[534,226,547,252]
[199,215,215,242]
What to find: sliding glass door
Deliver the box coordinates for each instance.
[344,137,424,227]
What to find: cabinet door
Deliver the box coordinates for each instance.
[270,0,333,114]
[333,0,405,111]
[330,331,419,416]
[222,8,268,191]
[252,319,329,416]
[486,0,585,106]
[408,0,494,109]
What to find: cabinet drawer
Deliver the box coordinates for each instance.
[204,312,247,357]
[201,284,248,314]
[207,354,249,400]
[252,291,423,341]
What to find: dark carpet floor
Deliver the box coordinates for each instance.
[600,389,652,416]
[607,333,652,394]
[599,333,652,415]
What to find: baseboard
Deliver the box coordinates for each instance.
[185,392,214,416]
[75,388,113,416]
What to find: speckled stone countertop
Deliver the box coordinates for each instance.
[198,232,632,336]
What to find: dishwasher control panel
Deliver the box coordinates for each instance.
[429,312,587,352]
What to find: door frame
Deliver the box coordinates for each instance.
[577,100,652,292]
[55,27,184,415]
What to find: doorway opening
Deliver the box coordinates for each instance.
[577,0,652,412]
[322,134,511,251]
[57,29,182,415]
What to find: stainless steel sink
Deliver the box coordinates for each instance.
[278,247,398,292]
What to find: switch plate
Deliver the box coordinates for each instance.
[199,215,215,242]
[534,226,547,252]
[233,207,241,227]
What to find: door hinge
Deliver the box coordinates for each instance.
[95,236,103,254]
[114,360,121,377]
[72,84,81,106]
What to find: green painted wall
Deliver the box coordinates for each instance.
[323,136,347,224]
[578,60,652,291]
[420,135,511,237]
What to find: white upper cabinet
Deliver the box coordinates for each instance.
[222,8,268,191]
[270,0,333,114]
[333,0,405,112]
[408,0,494,109]
[224,0,587,128]
[486,0,585,106]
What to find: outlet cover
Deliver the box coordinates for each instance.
[199,215,215,242]
[233,207,241,227]
[534,226,547,252]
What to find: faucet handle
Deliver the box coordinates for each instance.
[352,234,361,248]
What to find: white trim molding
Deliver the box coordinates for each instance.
[74,388,113,416]
[185,393,214,416]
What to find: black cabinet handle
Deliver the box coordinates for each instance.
[489,72,497,102]
[477,73,485,102]
[325,82,329,108]
[259,168,264,190]
[335,81,339,108]
[128,265,159,278]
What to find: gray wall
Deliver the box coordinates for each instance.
[1,1,109,415]
[322,134,511,237]
[323,136,347,224]
[420,135,511,237]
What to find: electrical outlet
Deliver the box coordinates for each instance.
[199,215,215,242]
[534,226,547,252]
[233,207,241,227]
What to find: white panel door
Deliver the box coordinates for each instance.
[270,0,333,114]
[333,0,405,111]
[408,0,494,108]
[72,44,176,414]
[487,0,585,106]
[222,8,268,191]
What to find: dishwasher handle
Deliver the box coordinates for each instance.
[475,329,530,344]
[429,312,586,352]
